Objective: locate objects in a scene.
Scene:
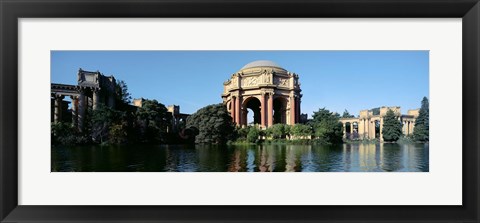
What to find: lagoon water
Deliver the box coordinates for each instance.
[52,143,429,172]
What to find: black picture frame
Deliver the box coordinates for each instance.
[1,0,479,222]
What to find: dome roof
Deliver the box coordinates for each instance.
[240,60,283,70]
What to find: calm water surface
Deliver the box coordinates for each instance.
[52,143,429,172]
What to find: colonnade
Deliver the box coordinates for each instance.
[402,120,415,135]
[52,87,116,132]
[342,118,382,140]
[230,92,300,128]
[341,117,416,141]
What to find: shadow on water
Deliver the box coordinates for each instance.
[52,143,429,172]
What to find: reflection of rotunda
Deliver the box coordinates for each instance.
[221,60,302,128]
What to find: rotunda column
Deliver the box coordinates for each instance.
[231,98,236,124]
[260,93,266,128]
[290,96,296,125]
[235,96,241,125]
[267,92,273,127]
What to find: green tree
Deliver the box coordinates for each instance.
[267,123,288,139]
[290,124,313,138]
[115,80,132,105]
[342,109,355,118]
[136,99,170,143]
[90,104,124,143]
[247,126,260,143]
[413,97,429,142]
[310,108,343,144]
[186,103,235,144]
[382,109,403,142]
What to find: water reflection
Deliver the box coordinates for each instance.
[52,143,429,172]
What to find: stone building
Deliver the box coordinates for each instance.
[132,98,190,133]
[340,106,420,141]
[51,69,117,131]
[222,60,302,128]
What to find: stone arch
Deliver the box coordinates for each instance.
[222,60,302,128]
[273,96,288,124]
[242,96,262,126]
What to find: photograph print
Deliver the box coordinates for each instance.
[51,50,429,172]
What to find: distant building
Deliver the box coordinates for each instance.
[339,106,420,141]
[51,69,117,131]
[133,98,190,133]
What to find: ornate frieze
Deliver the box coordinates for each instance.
[274,77,289,87]
[241,76,259,87]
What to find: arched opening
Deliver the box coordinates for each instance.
[243,97,261,126]
[374,120,380,139]
[352,122,359,139]
[273,97,287,124]
[345,122,351,139]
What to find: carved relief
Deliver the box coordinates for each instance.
[274,77,289,87]
[242,76,259,87]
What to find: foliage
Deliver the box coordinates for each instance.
[247,126,261,143]
[236,126,250,140]
[413,97,429,142]
[135,99,171,143]
[382,109,403,142]
[51,122,89,145]
[310,108,343,144]
[290,124,313,138]
[266,123,289,139]
[90,104,124,143]
[115,80,132,105]
[109,123,128,144]
[186,103,235,144]
[342,109,355,118]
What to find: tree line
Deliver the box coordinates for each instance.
[186,97,429,144]
[51,80,192,145]
[52,79,429,145]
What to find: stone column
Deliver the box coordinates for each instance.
[358,120,364,137]
[267,93,273,127]
[342,123,346,138]
[369,121,374,139]
[54,95,64,123]
[295,98,301,123]
[379,118,384,141]
[350,123,354,134]
[364,119,369,139]
[78,90,86,132]
[235,96,241,125]
[93,89,100,110]
[231,97,236,124]
[71,96,78,127]
[290,96,296,125]
[244,108,248,126]
[260,93,266,128]
[410,121,415,135]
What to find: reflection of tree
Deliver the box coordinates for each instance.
[380,143,403,171]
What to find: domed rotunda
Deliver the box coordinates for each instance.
[221,60,302,128]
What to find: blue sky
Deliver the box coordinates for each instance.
[51,51,429,118]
